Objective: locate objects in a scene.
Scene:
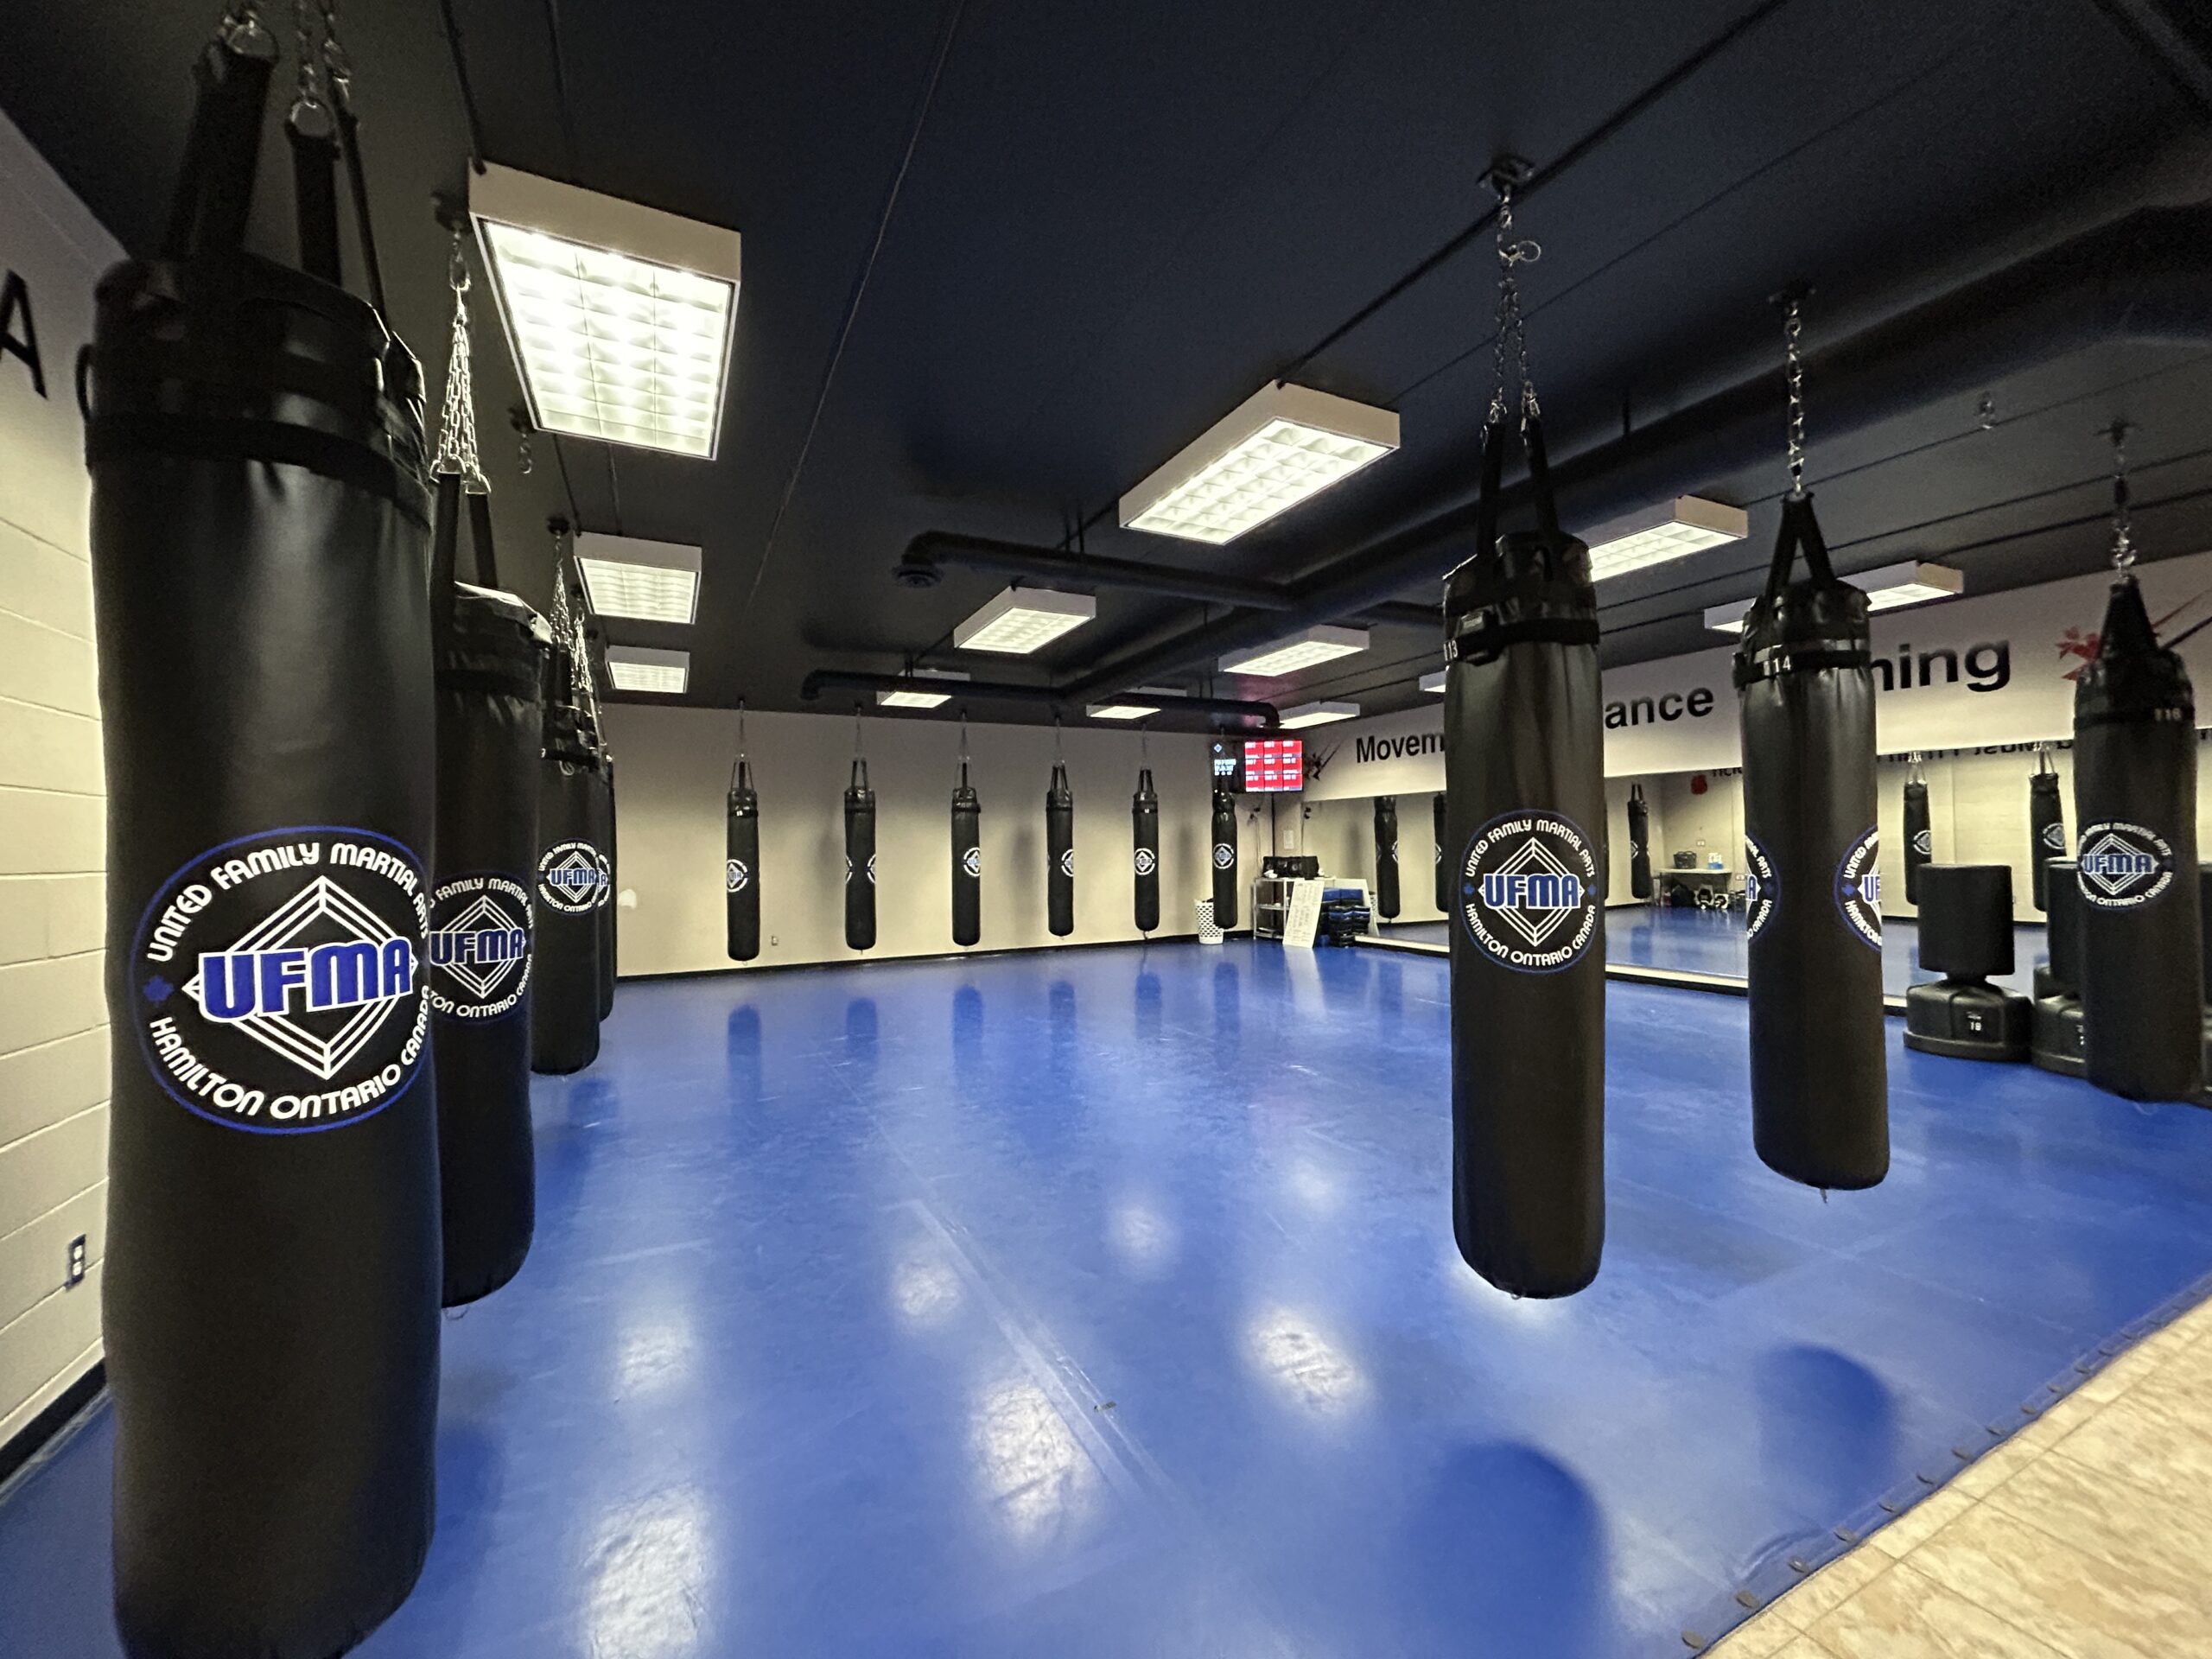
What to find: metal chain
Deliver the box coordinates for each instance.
[1487,178,1541,429]
[1783,293,1807,496]
[219,1,273,55]
[289,0,327,119]
[547,525,573,664]
[316,0,353,113]
[569,579,601,728]
[854,705,864,758]
[959,711,969,767]
[2107,420,2135,572]
[431,232,488,491]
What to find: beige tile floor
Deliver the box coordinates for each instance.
[1711,1294,2212,1657]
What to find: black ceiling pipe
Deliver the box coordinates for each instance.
[799,667,1279,728]
[1065,202,2212,700]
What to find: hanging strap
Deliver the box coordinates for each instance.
[320,2,388,316]
[1732,493,1868,687]
[162,16,278,261]
[1758,493,1840,600]
[1471,416,1562,565]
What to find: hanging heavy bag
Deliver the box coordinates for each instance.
[1903,768,1932,907]
[532,655,603,1076]
[2029,752,2065,912]
[1443,414,1605,1299]
[2072,575,2202,1100]
[1626,784,1652,900]
[1735,493,1888,1188]
[1133,769,1161,933]
[90,17,441,1655]
[726,753,760,963]
[951,759,982,948]
[1374,796,1402,920]
[845,758,877,951]
[1211,786,1239,931]
[1046,760,1076,938]
[583,741,614,1019]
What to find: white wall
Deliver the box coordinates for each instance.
[604,705,1262,974]
[0,110,117,1450]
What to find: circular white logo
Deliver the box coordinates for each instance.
[2040,820,2068,853]
[1457,811,1599,974]
[1058,849,1076,879]
[537,839,607,914]
[1910,828,1932,858]
[1744,836,1777,942]
[428,873,532,1022]
[962,846,982,878]
[868,852,878,886]
[1212,842,1235,870]
[726,857,749,894]
[2077,821,2174,909]
[1834,827,1883,949]
[130,826,431,1134]
[1134,847,1157,877]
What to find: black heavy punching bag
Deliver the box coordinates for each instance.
[2029,749,2065,912]
[1046,760,1076,938]
[1625,784,1652,900]
[726,753,760,963]
[1736,493,1887,1189]
[845,758,877,951]
[533,639,603,1076]
[1374,796,1402,920]
[1443,416,1605,1298]
[1903,763,1932,906]
[1433,792,1450,912]
[91,16,440,1652]
[1133,769,1160,933]
[1211,786,1239,931]
[2073,575,2202,1100]
[951,755,982,948]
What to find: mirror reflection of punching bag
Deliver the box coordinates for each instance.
[1433,792,1450,912]
[1047,759,1076,938]
[2029,747,2065,912]
[1374,796,1401,919]
[92,18,442,1650]
[1626,784,1652,900]
[845,754,877,952]
[2073,572,2202,1100]
[726,747,760,963]
[533,575,604,1077]
[951,747,982,949]
[1903,760,1932,906]
[1211,786,1239,931]
[1133,768,1160,933]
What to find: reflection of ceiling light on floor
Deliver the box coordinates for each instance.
[1420,669,1446,694]
[969,1379,1098,1545]
[1220,625,1369,678]
[613,1313,697,1398]
[1244,1306,1368,1414]
[953,587,1096,654]
[576,533,703,623]
[1108,1199,1179,1275]
[584,1487,712,1659]
[1581,497,1747,582]
[891,1254,964,1326]
[877,670,969,709]
[1707,561,1963,634]
[606,645,690,693]
[1121,383,1400,544]
[1278,700,1360,730]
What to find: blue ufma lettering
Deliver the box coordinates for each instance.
[1479,871,1586,911]
[2081,849,2155,880]
[427,927,528,968]
[199,939,416,1021]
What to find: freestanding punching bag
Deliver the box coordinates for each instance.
[1625,784,1652,900]
[1046,760,1076,938]
[90,16,442,1652]
[845,758,877,951]
[1211,786,1239,931]
[1443,416,1606,1298]
[951,758,982,948]
[1736,493,1887,1188]
[726,754,760,963]
[2073,574,2202,1100]
[532,645,603,1076]
[2029,750,2065,912]
[1903,765,1932,906]
[1133,768,1160,933]
[1374,796,1402,920]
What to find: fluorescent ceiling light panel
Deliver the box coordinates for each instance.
[1134,685,1186,697]
[470,162,741,461]
[1704,601,1751,635]
[575,532,702,624]
[1277,700,1360,730]
[605,645,690,694]
[1085,702,1160,721]
[876,671,969,710]
[1582,496,1748,581]
[1219,625,1370,678]
[952,587,1096,654]
[1420,669,1447,694]
[1120,382,1401,544]
[1859,560,1966,612]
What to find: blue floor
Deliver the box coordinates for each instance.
[7,941,2212,1659]
[1386,906,2046,997]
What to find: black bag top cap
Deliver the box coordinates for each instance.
[1443,416,1596,667]
[846,759,874,807]
[1732,493,1871,688]
[1135,767,1157,804]
[1047,761,1072,807]
[2076,575,2195,728]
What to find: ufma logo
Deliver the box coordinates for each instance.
[2041,820,2068,853]
[132,826,430,1132]
[426,874,532,1020]
[2077,822,2173,909]
[1834,828,1883,949]
[1058,849,1076,878]
[963,846,982,878]
[725,857,749,893]
[847,853,878,886]
[1458,811,1599,973]
[1133,847,1157,877]
[1744,836,1777,942]
[1212,842,1235,870]
[537,840,607,913]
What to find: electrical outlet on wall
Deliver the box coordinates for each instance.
[66,1236,86,1287]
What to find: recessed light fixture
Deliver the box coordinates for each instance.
[876,670,969,710]
[1134,685,1185,698]
[1582,496,1749,581]
[1703,601,1752,635]
[1219,625,1369,678]
[1706,560,1963,635]
[575,532,702,624]
[952,587,1096,654]
[1420,669,1446,694]
[470,162,741,460]
[1085,702,1159,721]
[1277,700,1361,730]
[1120,383,1401,544]
[605,645,690,694]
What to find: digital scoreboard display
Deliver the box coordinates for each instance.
[1210,736,1305,793]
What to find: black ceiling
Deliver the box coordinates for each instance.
[5,0,2209,724]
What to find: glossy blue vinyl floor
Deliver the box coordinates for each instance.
[7,940,2212,1659]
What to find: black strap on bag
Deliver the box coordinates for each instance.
[1449,417,1601,668]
